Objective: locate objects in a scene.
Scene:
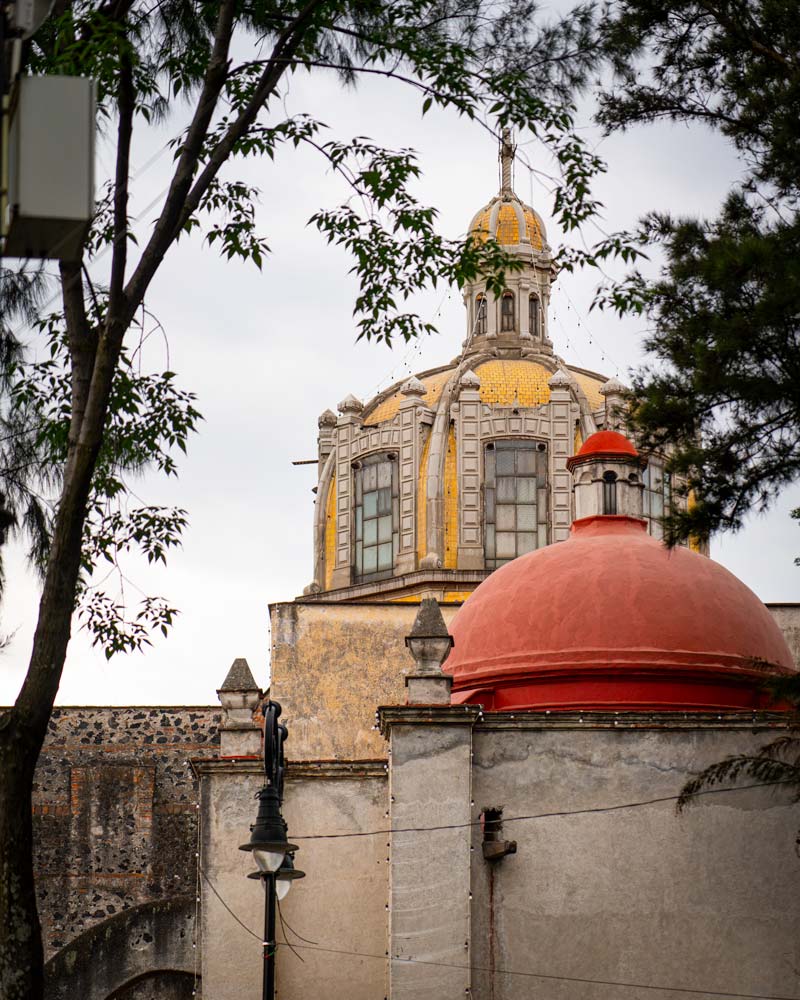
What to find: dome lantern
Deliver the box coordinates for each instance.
[567,430,646,521]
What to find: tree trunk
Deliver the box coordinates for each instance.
[0,713,44,1000]
[0,315,126,999]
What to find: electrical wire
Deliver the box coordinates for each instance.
[197,865,800,1000]
[289,779,794,842]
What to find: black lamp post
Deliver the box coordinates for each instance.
[240,701,305,1000]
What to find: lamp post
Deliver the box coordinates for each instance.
[240,701,305,1000]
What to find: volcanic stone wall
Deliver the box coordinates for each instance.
[32,706,221,997]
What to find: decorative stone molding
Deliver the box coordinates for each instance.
[337,393,364,416]
[400,375,426,398]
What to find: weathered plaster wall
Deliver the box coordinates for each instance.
[468,717,800,1000]
[32,706,221,997]
[270,601,458,759]
[767,603,800,666]
[198,760,387,1000]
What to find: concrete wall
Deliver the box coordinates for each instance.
[198,759,387,1000]
[468,715,800,1000]
[270,601,458,759]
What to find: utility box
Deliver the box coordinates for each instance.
[4,75,95,260]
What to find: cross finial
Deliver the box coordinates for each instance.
[500,127,514,198]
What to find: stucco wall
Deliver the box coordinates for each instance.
[468,717,800,1000]
[198,760,387,1000]
[767,602,800,666]
[270,601,459,759]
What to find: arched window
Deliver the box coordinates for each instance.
[484,440,548,569]
[353,453,398,581]
[475,294,487,336]
[528,294,540,339]
[602,471,617,515]
[500,292,515,332]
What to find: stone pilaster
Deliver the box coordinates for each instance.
[397,378,426,575]
[600,376,627,431]
[331,394,363,589]
[380,704,480,1000]
[455,370,484,570]
[548,370,576,541]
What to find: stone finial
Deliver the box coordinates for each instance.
[318,408,337,427]
[460,369,481,390]
[548,369,572,390]
[337,393,364,415]
[405,598,454,705]
[219,657,258,692]
[600,376,627,396]
[400,375,427,398]
[217,658,262,758]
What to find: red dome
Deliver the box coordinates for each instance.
[570,430,639,464]
[445,515,794,712]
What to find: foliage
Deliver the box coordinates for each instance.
[2,307,199,655]
[592,0,800,543]
[0,2,622,996]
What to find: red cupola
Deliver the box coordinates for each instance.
[445,515,794,712]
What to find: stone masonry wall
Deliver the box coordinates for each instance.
[32,706,220,977]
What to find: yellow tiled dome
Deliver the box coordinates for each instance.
[469,197,545,251]
[361,361,606,425]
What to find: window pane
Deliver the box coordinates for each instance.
[378,515,392,543]
[378,542,393,569]
[355,549,362,574]
[485,524,495,557]
[378,487,392,515]
[651,521,664,541]
[378,462,392,489]
[517,450,536,475]
[537,488,548,515]
[363,492,377,518]
[651,493,664,517]
[497,451,515,475]
[485,488,495,522]
[364,519,378,545]
[516,478,536,502]
[517,505,537,530]
[538,524,548,548]
[497,478,516,502]
[366,464,379,491]
[363,546,378,574]
[485,450,495,480]
[518,532,537,554]
[496,532,516,558]
[355,507,363,541]
[496,506,515,530]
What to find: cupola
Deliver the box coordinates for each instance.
[462,130,554,357]
[567,430,646,520]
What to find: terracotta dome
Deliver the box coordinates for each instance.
[445,515,795,712]
[570,430,640,463]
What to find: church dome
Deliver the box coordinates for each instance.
[468,196,546,252]
[445,514,794,712]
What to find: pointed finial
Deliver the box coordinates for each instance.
[500,127,515,198]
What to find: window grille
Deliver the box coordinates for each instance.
[528,295,540,339]
[475,295,487,336]
[353,454,398,581]
[484,440,548,569]
[500,292,515,332]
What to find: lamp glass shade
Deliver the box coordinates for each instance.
[276,878,292,901]
[253,848,285,873]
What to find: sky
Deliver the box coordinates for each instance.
[2,46,798,706]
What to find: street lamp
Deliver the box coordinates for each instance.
[240,701,305,1000]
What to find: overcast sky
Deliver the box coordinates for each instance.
[2,54,798,707]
